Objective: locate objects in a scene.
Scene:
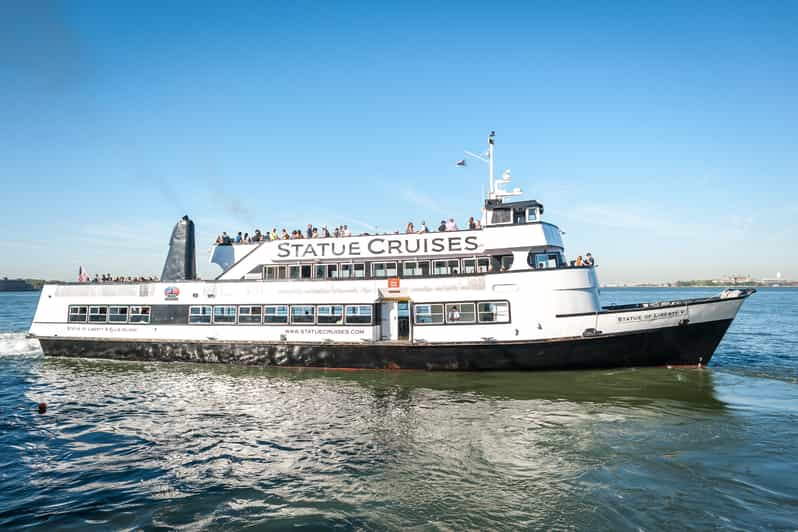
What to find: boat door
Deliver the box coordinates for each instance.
[397,301,410,340]
[380,300,410,341]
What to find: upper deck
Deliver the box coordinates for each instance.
[211,219,565,280]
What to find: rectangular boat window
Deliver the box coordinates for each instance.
[345,305,372,325]
[68,305,88,322]
[291,305,315,324]
[478,301,510,323]
[403,261,430,277]
[88,306,108,322]
[532,253,549,269]
[477,257,491,273]
[372,262,397,278]
[500,256,513,271]
[353,263,366,279]
[189,305,212,324]
[491,208,511,224]
[238,305,262,324]
[317,304,344,324]
[130,306,151,324]
[289,265,301,280]
[109,306,128,323]
[264,265,287,280]
[213,305,237,324]
[462,258,476,274]
[446,302,476,323]
[300,265,312,279]
[527,208,538,222]
[414,304,444,324]
[340,263,353,279]
[315,264,339,280]
[264,305,288,324]
[433,259,460,276]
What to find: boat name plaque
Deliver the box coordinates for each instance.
[276,235,480,260]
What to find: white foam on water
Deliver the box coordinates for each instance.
[0,332,43,356]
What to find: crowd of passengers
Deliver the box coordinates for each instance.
[91,274,160,283]
[214,217,483,245]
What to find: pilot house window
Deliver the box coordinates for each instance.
[491,208,511,224]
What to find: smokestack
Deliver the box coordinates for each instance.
[161,215,197,281]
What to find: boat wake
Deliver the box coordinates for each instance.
[0,332,42,356]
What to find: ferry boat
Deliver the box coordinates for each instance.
[28,134,754,370]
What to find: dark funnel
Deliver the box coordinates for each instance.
[161,215,197,281]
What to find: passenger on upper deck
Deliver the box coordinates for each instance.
[305,224,313,239]
[445,218,458,231]
[270,228,278,240]
[417,221,428,233]
[468,216,477,230]
[575,255,584,267]
[406,222,414,233]
[281,228,289,240]
[343,225,352,237]
[584,253,594,266]
[438,220,447,232]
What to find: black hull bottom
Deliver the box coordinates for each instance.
[37,319,734,371]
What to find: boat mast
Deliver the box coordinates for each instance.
[488,130,495,195]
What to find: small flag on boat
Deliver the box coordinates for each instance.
[78,265,90,283]
[455,159,467,167]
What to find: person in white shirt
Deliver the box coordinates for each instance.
[417,221,428,233]
[445,218,458,231]
[343,225,352,237]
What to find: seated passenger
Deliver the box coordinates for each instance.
[222,232,232,245]
[445,218,458,231]
[312,228,319,238]
[575,255,584,266]
[438,220,447,232]
[235,232,243,244]
[281,228,290,240]
[306,224,313,239]
[406,222,414,233]
[321,226,330,238]
[215,235,223,245]
[584,253,594,266]
[417,221,428,233]
[343,225,352,237]
[468,216,476,230]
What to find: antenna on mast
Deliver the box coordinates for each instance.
[488,131,496,195]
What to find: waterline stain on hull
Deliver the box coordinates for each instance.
[37,319,734,371]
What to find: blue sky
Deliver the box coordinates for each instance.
[1,0,796,283]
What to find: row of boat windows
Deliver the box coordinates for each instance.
[263,255,516,281]
[189,304,373,325]
[68,306,151,323]
[415,301,509,325]
[65,302,511,326]
[260,253,565,281]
